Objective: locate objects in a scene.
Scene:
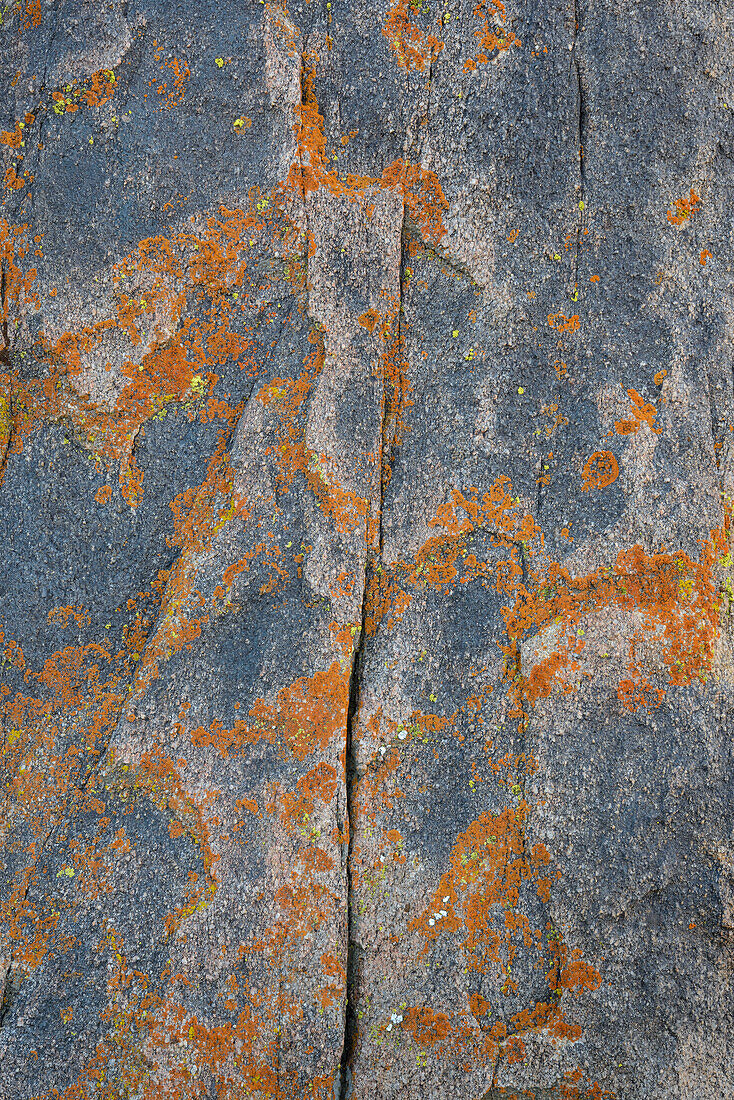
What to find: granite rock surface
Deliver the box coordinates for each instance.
[1,2,733,1098]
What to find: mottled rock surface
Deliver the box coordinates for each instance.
[1,2,733,1098]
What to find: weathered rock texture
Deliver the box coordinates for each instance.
[1,1,733,1098]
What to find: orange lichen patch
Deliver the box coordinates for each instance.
[388,800,601,1067]
[306,452,370,533]
[700,249,712,265]
[4,196,290,501]
[507,532,726,715]
[317,952,346,1010]
[558,947,602,995]
[469,991,492,1017]
[168,431,243,552]
[47,605,92,630]
[6,73,446,512]
[0,582,169,979]
[358,308,381,333]
[0,220,39,324]
[666,188,700,226]
[22,0,42,28]
[581,450,619,492]
[365,480,536,635]
[129,561,208,694]
[150,44,190,109]
[614,388,661,435]
[617,676,664,712]
[119,448,145,508]
[255,341,371,535]
[402,1005,451,1045]
[3,164,31,191]
[382,160,449,246]
[298,761,339,802]
[287,62,448,245]
[132,748,220,879]
[36,924,334,1099]
[653,370,667,386]
[382,0,444,72]
[363,467,727,739]
[0,123,23,148]
[548,312,580,333]
[409,805,556,962]
[51,69,118,114]
[558,1069,615,1100]
[65,971,341,1100]
[190,662,349,761]
[463,0,521,73]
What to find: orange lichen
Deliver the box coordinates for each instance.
[462,0,521,73]
[581,450,619,491]
[614,388,661,435]
[402,1005,452,1044]
[150,44,190,109]
[3,6,722,1089]
[666,188,700,225]
[288,62,448,245]
[393,798,598,1064]
[1,219,39,325]
[365,480,537,635]
[382,0,444,72]
[548,313,581,333]
[190,662,349,762]
[0,570,172,987]
[22,0,42,28]
[0,123,23,148]
[51,69,118,113]
[508,534,726,716]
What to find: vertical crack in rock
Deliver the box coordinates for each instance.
[338,196,408,1100]
[511,540,531,800]
[0,263,10,480]
[338,577,365,1100]
[0,264,9,367]
[298,49,312,279]
[571,0,586,299]
[0,954,13,1030]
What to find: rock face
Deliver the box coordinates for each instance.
[0,1,733,1097]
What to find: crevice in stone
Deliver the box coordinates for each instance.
[508,539,531,799]
[297,49,313,301]
[0,264,10,368]
[338,535,369,1100]
[571,0,587,300]
[338,198,408,1100]
[0,954,15,1029]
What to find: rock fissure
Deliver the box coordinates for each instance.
[571,0,586,300]
[0,264,10,367]
[338,196,408,1097]
[339,559,370,1099]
